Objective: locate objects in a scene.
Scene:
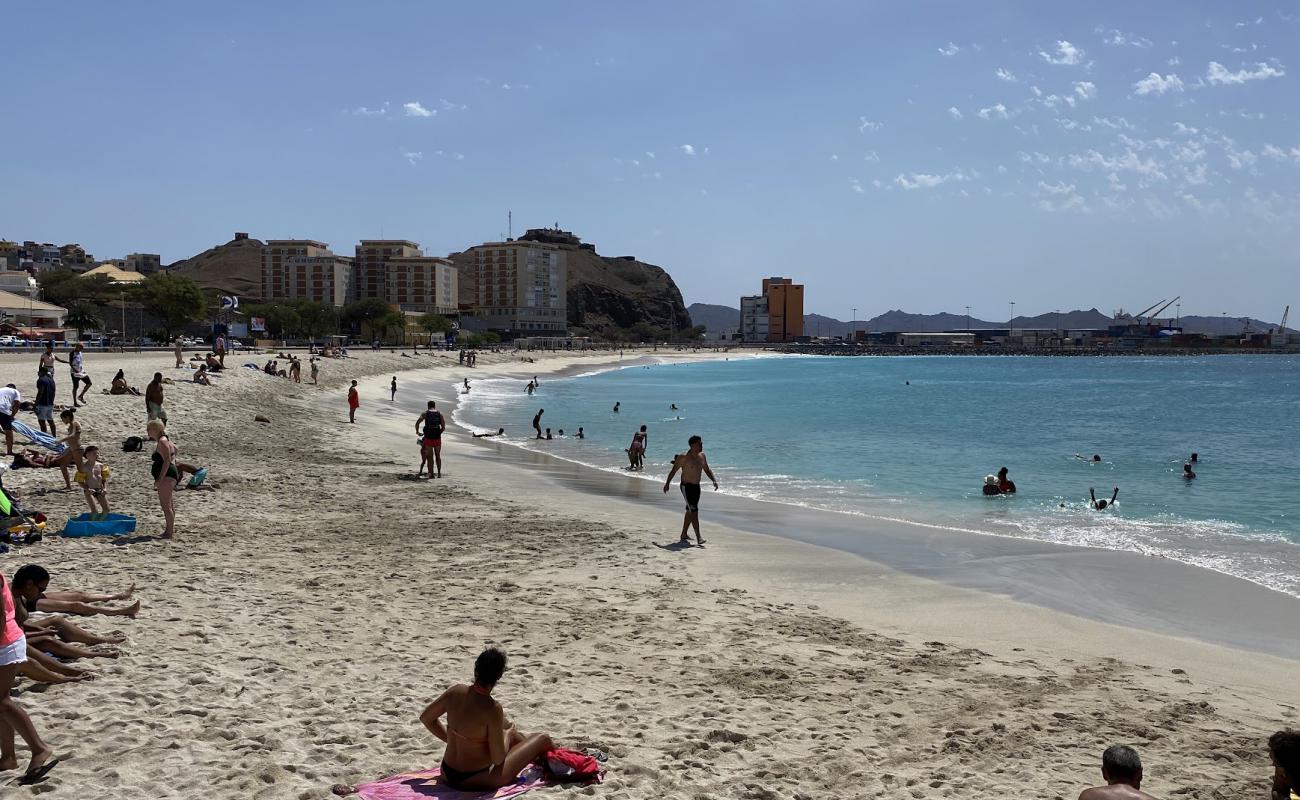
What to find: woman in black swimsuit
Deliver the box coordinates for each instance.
[147,420,178,539]
[419,648,556,790]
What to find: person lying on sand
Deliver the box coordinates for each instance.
[12,565,140,619]
[473,428,505,438]
[1078,745,1157,800]
[1271,729,1300,800]
[332,648,557,795]
[1090,487,1120,510]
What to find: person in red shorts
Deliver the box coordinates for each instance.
[415,401,445,479]
[347,380,359,423]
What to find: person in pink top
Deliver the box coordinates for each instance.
[0,572,57,784]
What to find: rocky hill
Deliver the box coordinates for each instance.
[168,234,265,298]
[449,229,691,336]
[687,303,740,333]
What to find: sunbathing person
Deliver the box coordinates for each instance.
[109,370,142,396]
[193,365,212,386]
[1078,745,1156,800]
[333,648,556,795]
[19,645,94,685]
[11,566,140,619]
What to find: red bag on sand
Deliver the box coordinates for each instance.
[541,748,602,783]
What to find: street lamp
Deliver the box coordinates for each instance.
[1009,301,1015,338]
[851,307,857,341]
[965,305,971,332]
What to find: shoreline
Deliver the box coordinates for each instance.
[0,348,1294,797]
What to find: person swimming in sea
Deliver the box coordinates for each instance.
[612,402,620,413]
[1076,453,1103,463]
[996,466,1016,494]
[473,428,505,439]
[575,427,584,439]
[1183,463,1196,480]
[1189,451,1199,463]
[981,475,1001,496]
[1090,487,1119,510]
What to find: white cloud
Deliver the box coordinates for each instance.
[948,106,963,120]
[1073,81,1097,100]
[893,169,974,190]
[1173,122,1200,135]
[1261,144,1300,163]
[995,67,1017,82]
[1056,118,1092,132]
[645,151,656,159]
[680,144,696,156]
[977,103,1009,120]
[439,98,466,111]
[1036,180,1089,212]
[1205,60,1286,85]
[1068,149,1167,181]
[1093,116,1135,130]
[351,102,390,117]
[938,42,961,56]
[830,154,839,161]
[1133,72,1185,95]
[849,178,865,194]
[403,101,434,118]
[864,151,880,162]
[400,149,423,165]
[858,117,883,133]
[1226,148,1257,170]
[1097,28,1153,48]
[1040,40,1085,66]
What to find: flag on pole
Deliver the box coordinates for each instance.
[221,295,240,311]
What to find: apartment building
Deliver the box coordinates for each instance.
[467,240,567,334]
[124,253,162,273]
[741,276,804,342]
[354,240,420,301]
[385,256,458,315]
[261,240,355,307]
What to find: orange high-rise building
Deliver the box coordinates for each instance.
[761,276,804,342]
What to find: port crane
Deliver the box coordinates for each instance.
[1128,296,1181,327]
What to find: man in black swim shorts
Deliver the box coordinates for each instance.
[663,435,718,545]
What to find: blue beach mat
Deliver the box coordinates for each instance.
[62,513,137,537]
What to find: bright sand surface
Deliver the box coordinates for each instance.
[0,347,1296,798]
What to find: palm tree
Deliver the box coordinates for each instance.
[65,301,104,339]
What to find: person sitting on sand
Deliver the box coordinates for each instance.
[473,428,505,439]
[15,565,140,619]
[1182,463,1196,480]
[1090,487,1120,510]
[79,445,110,513]
[981,475,1000,496]
[0,569,58,785]
[333,648,557,794]
[997,466,1016,494]
[1271,729,1300,800]
[1078,745,1157,800]
[193,364,212,386]
[204,353,223,372]
[110,370,142,396]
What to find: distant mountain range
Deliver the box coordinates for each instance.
[687,303,1292,337]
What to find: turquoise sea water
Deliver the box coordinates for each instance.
[457,355,1300,597]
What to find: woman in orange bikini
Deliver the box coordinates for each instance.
[423,648,555,790]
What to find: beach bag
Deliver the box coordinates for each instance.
[541,748,602,784]
[122,436,144,452]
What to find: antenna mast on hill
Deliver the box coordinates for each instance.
[508,210,512,240]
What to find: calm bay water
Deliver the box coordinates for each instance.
[457,355,1300,597]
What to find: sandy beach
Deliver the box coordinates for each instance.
[0,346,1295,799]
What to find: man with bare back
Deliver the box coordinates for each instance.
[663,435,718,545]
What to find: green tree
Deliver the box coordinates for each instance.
[64,301,104,338]
[133,273,206,341]
[418,312,453,335]
[343,298,396,340]
[292,299,339,340]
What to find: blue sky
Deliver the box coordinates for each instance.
[2,1,1297,322]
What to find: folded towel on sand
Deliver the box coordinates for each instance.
[352,765,544,800]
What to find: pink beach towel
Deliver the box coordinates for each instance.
[354,765,545,800]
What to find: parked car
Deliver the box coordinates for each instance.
[0,335,20,346]
[227,339,245,350]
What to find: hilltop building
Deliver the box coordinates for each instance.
[261,240,355,307]
[741,276,804,342]
[354,240,420,301]
[386,255,458,315]
[465,234,567,335]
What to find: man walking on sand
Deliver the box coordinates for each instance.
[391,376,397,402]
[145,373,167,423]
[348,380,359,423]
[663,435,718,545]
[415,401,445,478]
